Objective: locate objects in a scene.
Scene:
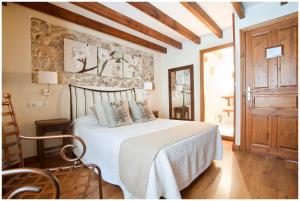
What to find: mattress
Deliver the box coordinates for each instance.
[72,115,223,199]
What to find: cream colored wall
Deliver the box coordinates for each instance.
[2,3,163,158]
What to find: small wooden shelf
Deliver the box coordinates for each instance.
[223,109,234,112]
[221,96,234,106]
[221,96,234,99]
[223,108,234,116]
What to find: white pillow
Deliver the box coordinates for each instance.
[90,103,108,126]
[72,114,97,127]
[128,100,155,122]
[102,100,133,128]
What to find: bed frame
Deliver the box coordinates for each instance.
[69,84,136,121]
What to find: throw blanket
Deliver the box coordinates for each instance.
[119,121,217,198]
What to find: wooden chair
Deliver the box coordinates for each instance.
[2,93,103,199]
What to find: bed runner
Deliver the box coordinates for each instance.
[119,121,216,198]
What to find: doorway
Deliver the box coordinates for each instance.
[200,43,235,140]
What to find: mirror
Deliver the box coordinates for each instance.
[168,65,194,121]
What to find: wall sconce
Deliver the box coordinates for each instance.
[143,81,153,98]
[38,71,58,96]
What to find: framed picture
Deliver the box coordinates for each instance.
[64,38,98,74]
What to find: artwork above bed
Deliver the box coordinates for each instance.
[31,17,154,88]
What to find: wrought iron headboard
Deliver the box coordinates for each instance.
[69,84,136,121]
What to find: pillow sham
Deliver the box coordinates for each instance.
[102,100,133,128]
[90,103,108,126]
[129,100,155,122]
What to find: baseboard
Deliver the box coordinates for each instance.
[232,144,240,151]
[222,135,234,141]
[24,155,39,165]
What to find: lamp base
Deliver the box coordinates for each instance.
[41,88,51,96]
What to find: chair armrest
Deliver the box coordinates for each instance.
[2,167,60,199]
[20,135,86,163]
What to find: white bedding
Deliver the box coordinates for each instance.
[73,115,223,199]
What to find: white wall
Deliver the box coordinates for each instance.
[161,27,233,120]
[234,2,298,145]
[2,3,163,158]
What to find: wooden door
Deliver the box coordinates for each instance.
[245,15,298,161]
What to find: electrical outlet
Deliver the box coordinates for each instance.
[28,101,44,107]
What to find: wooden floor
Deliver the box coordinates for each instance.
[26,140,298,199]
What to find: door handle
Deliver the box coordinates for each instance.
[246,86,254,101]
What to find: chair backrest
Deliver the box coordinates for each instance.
[2,93,24,169]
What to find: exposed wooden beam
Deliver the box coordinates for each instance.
[128,2,200,44]
[72,2,182,49]
[231,2,245,19]
[181,2,223,38]
[18,2,167,53]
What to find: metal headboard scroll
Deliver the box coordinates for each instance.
[69,84,136,121]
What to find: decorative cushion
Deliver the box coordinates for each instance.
[102,100,133,127]
[129,100,155,122]
[90,103,108,126]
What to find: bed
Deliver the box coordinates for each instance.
[69,85,223,199]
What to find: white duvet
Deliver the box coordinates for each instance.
[73,115,223,199]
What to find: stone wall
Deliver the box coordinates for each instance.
[31,17,154,88]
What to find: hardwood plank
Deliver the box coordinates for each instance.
[72,2,182,49]
[181,2,223,38]
[128,2,200,44]
[17,2,167,53]
[231,2,245,19]
[24,141,298,198]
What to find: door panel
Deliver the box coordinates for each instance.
[251,115,271,146]
[277,116,298,150]
[245,15,298,161]
[254,95,297,108]
[278,26,298,87]
[253,34,269,88]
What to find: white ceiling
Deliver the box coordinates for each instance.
[243,2,262,9]
[51,2,235,50]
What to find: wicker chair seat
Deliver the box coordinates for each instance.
[3,164,99,199]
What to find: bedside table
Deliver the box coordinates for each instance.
[152,110,159,118]
[35,118,71,167]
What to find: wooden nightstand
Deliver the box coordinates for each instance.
[174,106,190,120]
[152,110,159,118]
[35,118,71,167]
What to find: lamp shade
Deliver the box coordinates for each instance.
[38,71,58,84]
[143,81,153,90]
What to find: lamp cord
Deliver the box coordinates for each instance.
[42,95,49,106]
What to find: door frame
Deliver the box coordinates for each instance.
[199,42,234,141]
[239,12,298,151]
